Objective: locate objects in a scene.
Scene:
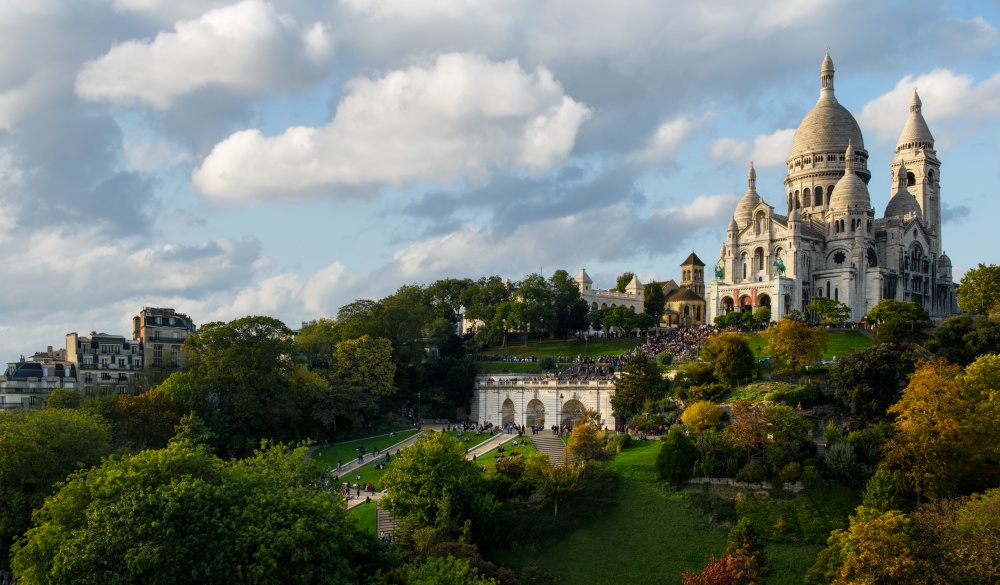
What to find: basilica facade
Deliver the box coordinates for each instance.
[706,54,957,324]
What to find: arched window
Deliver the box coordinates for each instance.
[684,305,690,316]
[803,188,811,207]
[834,287,839,301]
[755,211,765,234]
[795,191,800,209]
[867,248,878,268]
[826,281,831,297]
[754,248,764,272]
[741,252,748,280]
[815,186,823,206]
[907,172,916,186]
[828,185,835,205]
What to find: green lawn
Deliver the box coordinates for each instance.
[313,429,420,469]
[476,362,547,374]
[743,330,871,361]
[490,440,819,584]
[348,500,377,534]
[476,438,537,471]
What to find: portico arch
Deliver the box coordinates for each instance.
[722,297,735,313]
[501,398,515,425]
[526,399,545,427]
[561,399,585,427]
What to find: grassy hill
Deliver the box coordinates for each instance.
[489,440,821,584]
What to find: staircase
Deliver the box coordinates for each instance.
[532,434,569,467]
[376,503,401,539]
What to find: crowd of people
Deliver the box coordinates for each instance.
[556,327,716,381]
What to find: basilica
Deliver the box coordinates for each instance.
[705,53,957,324]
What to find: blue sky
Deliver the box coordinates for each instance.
[1,0,999,363]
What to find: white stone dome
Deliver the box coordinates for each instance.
[733,163,760,227]
[789,53,866,158]
[829,142,871,211]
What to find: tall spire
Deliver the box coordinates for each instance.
[910,88,922,114]
[844,140,854,172]
[897,88,934,151]
[747,161,756,192]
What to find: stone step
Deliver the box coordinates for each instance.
[376,503,400,538]
[531,435,569,467]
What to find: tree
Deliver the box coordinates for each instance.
[956,263,1000,315]
[932,314,1000,366]
[960,353,1000,462]
[334,335,397,398]
[603,305,639,333]
[866,299,930,330]
[700,332,755,386]
[763,318,827,377]
[550,269,589,339]
[568,423,608,471]
[882,361,971,502]
[830,344,911,421]
[537,462,580,516]
[806,507,918,585]
[656,427,697,484]
[683,519,769,585]
[11,441,381,585]
[644,282,666,323]
[44,387,80,409]
[808,296,852,324]
[381,432,489,527]
[405,556,499,585]
[752,305,771,326]
[614,271,636,293]
[515,273,556,344]
[0,409,113,567]
[682,401,723,431]
[114,387,181,451]
[611,353,666,419]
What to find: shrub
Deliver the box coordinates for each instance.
[656,352,673,366]
[610,432,632,453]
[538,356,556,371]
[768,381,825,409]
[687,383,728,402]
[779,462,802,483]
[681,401,723,431]
[736,460,769,483]
[824,442,866,487]
[656,427,697,485]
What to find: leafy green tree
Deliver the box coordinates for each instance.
[0,409,112,567]
[603,305,639,333]
[550,269,589,339]
[862,469,903,514]
[490,300,523,348]
[866,299,929,330]
[644,282,666,322]
[932,314,1000,366]
[752,305,771,325]
[334,335,397,398]
[763,318,827,377]
[656,427,697,485]
[11,441,381,585]
[44,387,80,409]
[382,432,490,528]
[960,353,1000,462]
[614,271,636,293]
[611,353,666,418]
[537,462,580,516]
[426,277,475,323]
[808,296,852,324]
[405,556,498,585]
[113,387,181,451]
[830,344,911,421]
[956,262,1000,315]
[461,276,514,347]
[516,273,555,344]
[568,423,608,472]
[700,332,755,386]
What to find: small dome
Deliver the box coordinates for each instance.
[938,252,952,267]
[729,217,738,231]
[884,191,922,219]
[829,142,871,211]
[897,89,934,149]
[733,162,760,227]
[575,268,592,285]
[789,207,801,222]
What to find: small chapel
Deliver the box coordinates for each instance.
[705,53,958,324]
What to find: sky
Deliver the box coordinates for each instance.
[2,0,999,364]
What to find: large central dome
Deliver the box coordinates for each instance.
[788,53,865,158]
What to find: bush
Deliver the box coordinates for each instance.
[686,383,728,402]
[779,462,802,483]
[681,401,723,431]
[538,357,556,371]
[767,382,825,409]
[684,485,737,524]
[656,352,673,366]
[824,442,867,487]
[656,427,697,485]
[610,432,632,453]
[736,460,769,483]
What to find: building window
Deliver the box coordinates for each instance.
[834,288,839,301]
[153,344,163,367]
[171,347,181,365]
[101,372,111,381]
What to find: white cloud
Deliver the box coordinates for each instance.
[859,68,1000,146]
[112,0,233,23]
[709,137,749,162]
[630,112,714,166]
[77,0,334,109]
[709,128,794,167]
[750,128,796,167]
[193,52,591,200]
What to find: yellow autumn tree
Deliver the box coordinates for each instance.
[763,318,826,376]
[806,506,919,585]
[681,401,723,431]
[882,361,971,503]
